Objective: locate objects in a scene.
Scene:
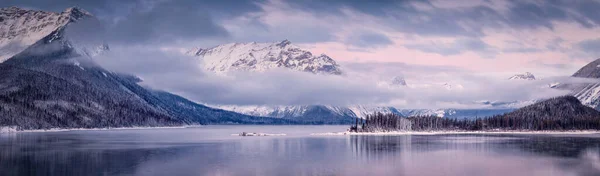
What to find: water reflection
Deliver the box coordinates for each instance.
[2,127,600,176]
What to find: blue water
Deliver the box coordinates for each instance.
[2,125,600,176]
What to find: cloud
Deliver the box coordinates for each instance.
[577,38,600,56]
[221,0,337,44]
[404,38,496,56]
[2,0,133,13]
[345,31,394,48]
[7,0,600,109]
[505,1,568,30]
[501,41,543,53]
[108,1,229,45]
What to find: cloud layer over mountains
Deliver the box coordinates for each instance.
[95,47,583,109]
[6,0,600,108]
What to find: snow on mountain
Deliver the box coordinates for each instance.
[508,72,536,80]
[187,40,342,75]
[0,7,105,62]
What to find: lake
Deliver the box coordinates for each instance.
[1,125,600,176]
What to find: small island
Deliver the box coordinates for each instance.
[350,96,600,133]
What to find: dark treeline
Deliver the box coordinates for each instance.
[352,113,600,132]
[352,96,600,132]
[351,113,411,132]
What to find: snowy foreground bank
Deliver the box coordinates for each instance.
[0,125,200,133]
[311,130,600,136]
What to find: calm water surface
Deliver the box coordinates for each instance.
[2,125,600,176]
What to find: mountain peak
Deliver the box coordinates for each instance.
[508,72,536,80]
[276,39,291,47]
[390,76,407,86]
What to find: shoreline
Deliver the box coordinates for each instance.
[311,130,600,136]
[1,125,203,133]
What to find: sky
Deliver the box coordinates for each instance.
[4,0,600,108]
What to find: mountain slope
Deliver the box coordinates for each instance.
[0,7,292,130]
[150,91,296,124]
[499,96,600,120]
[0,28,182,129]
[559,58,600,110]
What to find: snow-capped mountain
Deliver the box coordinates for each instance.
[187,40,342,75]
[0,7,107,62]
[508,72,536,80]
